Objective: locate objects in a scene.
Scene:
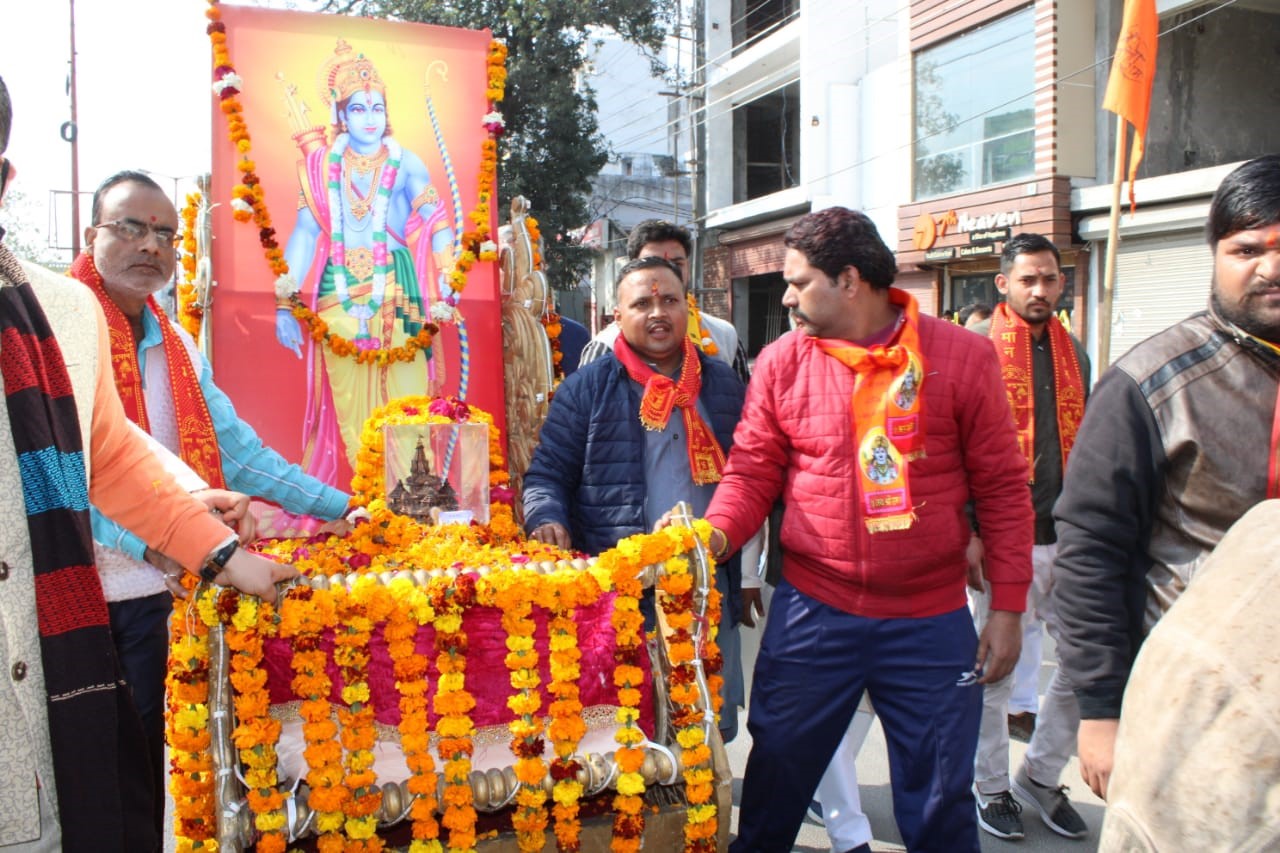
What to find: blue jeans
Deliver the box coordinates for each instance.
[731,581,982,853]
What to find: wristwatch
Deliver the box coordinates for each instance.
[200,535,240,583]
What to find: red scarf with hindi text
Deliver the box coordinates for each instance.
[816,288,927,533]
[69,253,226,488]
[613,334,726,485]
[988,303,1085,482]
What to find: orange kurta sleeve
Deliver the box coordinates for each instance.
[85,303,231,571]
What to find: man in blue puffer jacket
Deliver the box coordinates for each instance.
[523,255,747,740]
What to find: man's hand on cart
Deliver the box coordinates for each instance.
[530,521,571,549]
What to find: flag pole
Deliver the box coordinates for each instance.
[1098,114,1128,371]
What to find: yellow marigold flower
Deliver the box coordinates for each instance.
[434,613,463,634]
[174,704,209,732]
[616,772,646,796]
[340,683,371,706]
[676,727,706,749]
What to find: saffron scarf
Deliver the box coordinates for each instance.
[0,261,156,851]
[988,303,1086,481]
[816,288,927,533]
[69,253,226,488]
[613,334,727,485]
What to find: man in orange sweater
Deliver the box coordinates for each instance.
[0,74,295,853]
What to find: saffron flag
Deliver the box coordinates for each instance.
[1102,0,1159,212]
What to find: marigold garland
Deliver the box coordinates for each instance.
[384,579,443,852]
[278,585,348,849]
[545,572,596,851]
[334,579,385,851]
[166,595,217,852]
[206,2,287,279]
[658,545,721,852]
[223,591,290,853]
[542,309,564,381]
[206,0,507,360]
[493,573,548,851]
[177,191,204,341]
[431,578,478,853]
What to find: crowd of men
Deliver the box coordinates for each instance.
[524,155,1280,852]
[3,57,1280,851]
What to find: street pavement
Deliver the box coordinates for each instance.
[724,586,1106,852]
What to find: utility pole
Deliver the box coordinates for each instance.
[691,0,707,294]
[68,0,82,258]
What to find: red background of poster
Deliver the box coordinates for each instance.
[210,6,503,491]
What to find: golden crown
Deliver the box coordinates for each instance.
[318,39,386,108]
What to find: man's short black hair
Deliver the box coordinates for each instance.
[91,170,166,226]
[958,303,992,325]
[614,255,685,298]
[626,219,692,260]
[783,207,896,289]
[1000,233,1060,275]
[0,75,11,156]
[1207,155,1280,249]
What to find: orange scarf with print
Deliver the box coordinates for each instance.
[613,334,726,485]
[817,288,926,533]
[69,253,226,488]
[988,303,1085,482]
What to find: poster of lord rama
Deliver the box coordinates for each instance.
[209,6,503,500]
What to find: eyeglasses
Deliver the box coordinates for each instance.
[96,218,179,247]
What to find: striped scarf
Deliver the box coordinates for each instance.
[0,256,156,851]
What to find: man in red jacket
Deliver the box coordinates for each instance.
[704,207,1032,852]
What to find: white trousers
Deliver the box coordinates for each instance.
[972,543,1080,795]
[814,696,877,850]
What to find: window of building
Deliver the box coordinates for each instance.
[913,8,1036,200]
[733,82,801,204]
[744,271,788,356]
[732,0,799,50]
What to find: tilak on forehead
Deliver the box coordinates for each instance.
[650,280,660,296]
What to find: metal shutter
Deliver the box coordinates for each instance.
[1109,231,1214,360]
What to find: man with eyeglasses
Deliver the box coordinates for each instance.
[67,170,354,841]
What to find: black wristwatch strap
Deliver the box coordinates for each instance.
[201,537,239,583]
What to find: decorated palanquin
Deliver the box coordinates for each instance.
[165,395,733,853]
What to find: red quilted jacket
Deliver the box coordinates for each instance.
[706,314,1032,618]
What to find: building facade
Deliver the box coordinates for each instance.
[894,0,1095,332]
[699,0,910,356]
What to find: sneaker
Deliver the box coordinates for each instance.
[806,799,825,826]
[1008,711,1037,743]
[974,787,1024,840]
[1012,766,1089,839]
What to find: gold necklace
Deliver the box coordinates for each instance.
[345,163,383,223]
[342,145,389,178]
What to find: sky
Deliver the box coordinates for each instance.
[1,0,316,258]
